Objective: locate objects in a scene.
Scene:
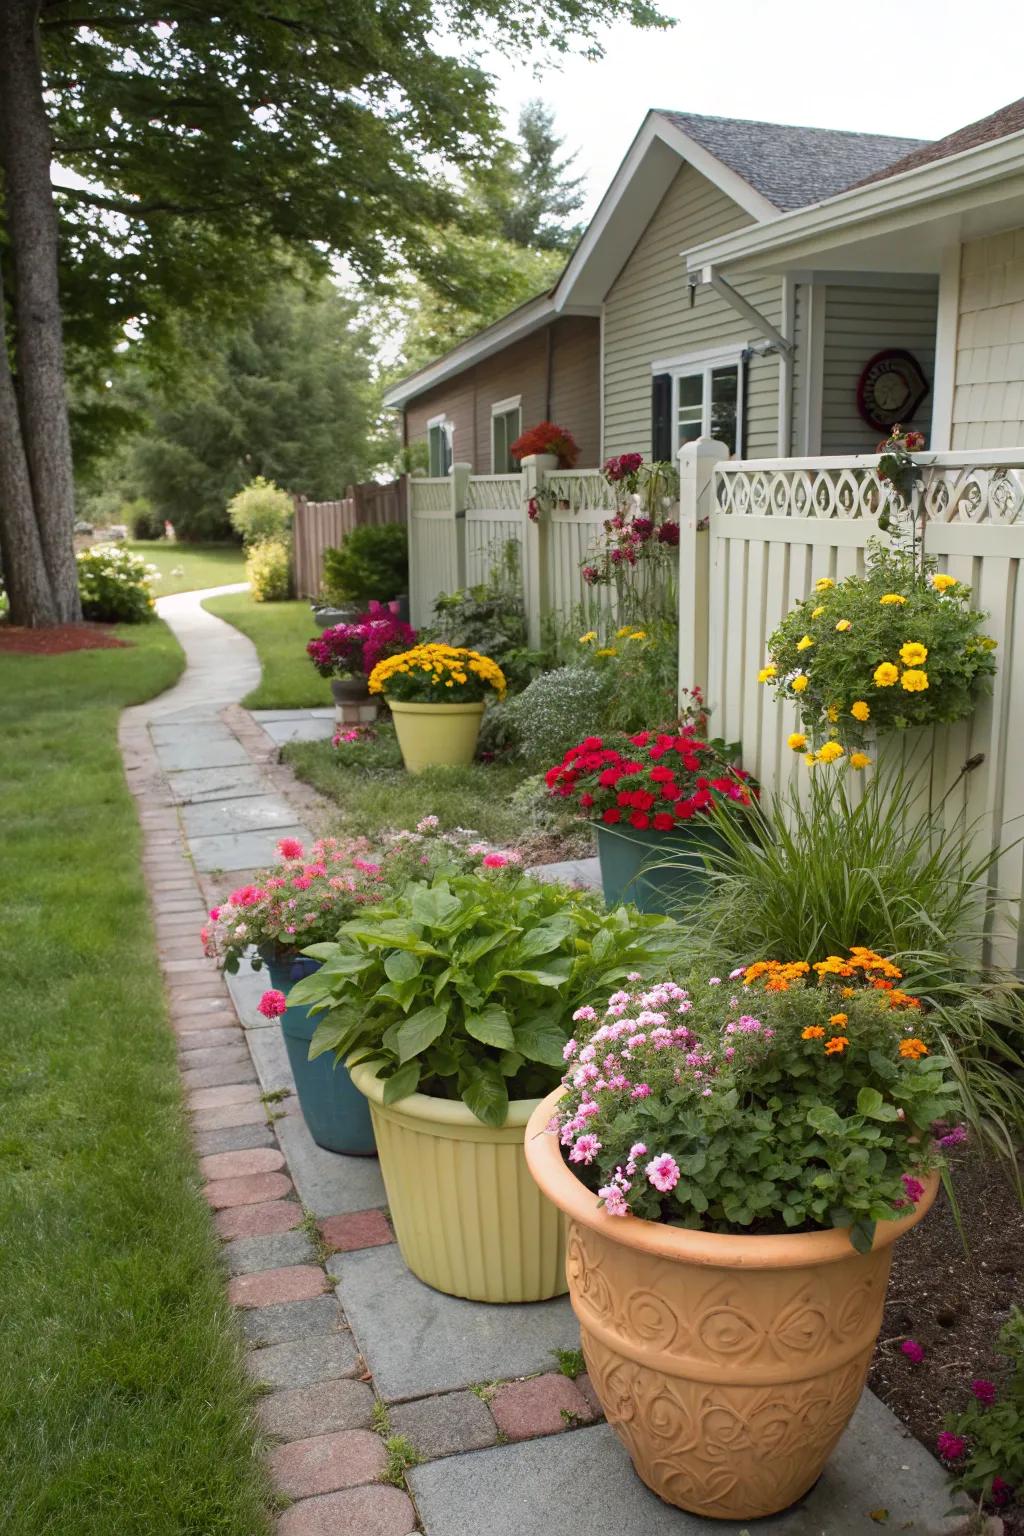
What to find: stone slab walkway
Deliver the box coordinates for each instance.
[117,586,965,1535]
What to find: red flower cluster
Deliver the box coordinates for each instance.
[545,730,754,831]
[509,421,580,469]
[603,452,644,483]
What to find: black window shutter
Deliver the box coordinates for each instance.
[651,373,672,462]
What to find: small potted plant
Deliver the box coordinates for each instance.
[368,643,506,773]
[306,613,416,706]
[509,420,580,469]
[286,865,679,1302]
[545,715,755,914]
[525,950,959,1519]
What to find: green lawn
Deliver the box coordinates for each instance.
[202,590,332,708]
[127,540,246,595]
[0,623,274,1536]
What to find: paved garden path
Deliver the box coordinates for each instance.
[116,587,966,1536]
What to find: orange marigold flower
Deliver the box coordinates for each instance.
[802,1026,826,1040]
[825,1036,850,1055]
[889,989,923,1010]
[899,1037,929,1060]
[873,978,895,991]
[829,1012,849,1026]
[841,986,855,998]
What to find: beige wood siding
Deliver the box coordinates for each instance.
[403,319,600,472]
[952,230,1024,450]
[603,164,783,459]
[820,284,938,453]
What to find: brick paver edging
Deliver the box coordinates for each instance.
[118,700,603,1536]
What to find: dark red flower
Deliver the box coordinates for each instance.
[629,811,650,829]
[602,807,621,825]
[652,812,675,831]
[658,519,680,546]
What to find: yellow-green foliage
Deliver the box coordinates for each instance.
[228,476,293,546]
[246,536,291,602]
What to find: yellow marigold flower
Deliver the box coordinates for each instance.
[874,662,899,687]
[595,647,617,658]
[899,641,928,667]
[579,631,597,644]
[757,665,777,683]
[901,668,929,692]
[849,752,871,770]
[931,573,957,592]
[898,1037,929,1060]
[850,700,870,721]
[787,732,808,751]
[791,674,809,693]
[444,679,454,687]
[615,625,632,639]
[816,577,834,591]
[826,704,839,723]
[816,741,844,764]
[802,1026,826,1040]
[835,619,852,632]
[825,1036,850,1055]
[627,630,647,641]
[880,593,907,605]
[803,752,817,766]
[796,634,814,651]
[811,605,826,619]
[841,986,855,998]
[829,1012,848,1026]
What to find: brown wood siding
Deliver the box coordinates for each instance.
[401,318,600,472]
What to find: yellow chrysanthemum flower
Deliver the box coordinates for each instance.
[850,700,870,721]
[849,752,871,770]
[901,668,929,692]
[757,665,777,683]
[803,752,817,766]
[627,630,647,641]
[791,674,809,693]
[787,732,808,751]
[816,578,834,591]
[880,593,907,605]
[811,605,826,619]
[579,631,597,644]
[816,741,844,764]
[835,619,852,632]
[931,573,957,593]
[595,647,617,658]
[826,704,839,723]
[796,634,814,651]
[874,662,899,687]
[899,641,928,667]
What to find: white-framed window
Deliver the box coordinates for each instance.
[490,395,522,473]
[652,347,745,456]
[427,414,453,477]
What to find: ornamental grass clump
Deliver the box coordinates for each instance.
[760,542,997,761]
[368,643,506,702]
[551,948,959,1253]
[289,867,680,1125]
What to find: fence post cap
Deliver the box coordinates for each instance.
[678,436,731,466]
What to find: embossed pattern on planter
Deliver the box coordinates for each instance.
[567,1220,893,1520]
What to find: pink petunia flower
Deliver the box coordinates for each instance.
[569,1133,601,1165]
[257,989,288,1019]
[277,837,304,860]
[481,852,508,869]
[646,1153,680,1193]
[600,1183,629,1216]
[901,1174,925,1204]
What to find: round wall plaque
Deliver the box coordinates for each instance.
[856,349,930,433]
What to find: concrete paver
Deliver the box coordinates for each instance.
[275,1112,386,1215]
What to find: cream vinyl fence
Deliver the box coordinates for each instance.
[676,438,1024,968]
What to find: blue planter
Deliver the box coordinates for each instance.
[595,821,730,916]
[264,954,376,1157]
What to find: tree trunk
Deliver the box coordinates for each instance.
[0,261,57,624]
[0,0,81,625]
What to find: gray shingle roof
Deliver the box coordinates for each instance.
[657,110,928,211]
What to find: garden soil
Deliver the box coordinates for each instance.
[0,623,129,654]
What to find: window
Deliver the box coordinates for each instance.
[652,350,745,457]
[427,415,453,477]
[490,396,522,473]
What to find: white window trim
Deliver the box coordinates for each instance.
[489,396,522,474]
[426,413,453,477]
[655,346,745,457]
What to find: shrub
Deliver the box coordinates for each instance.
[322,524,408,607]
[576,622,684,731]
[227,477,293,546]
[123,497,162,541]
[551,955,958,1251]
[507,773,589,841]
[505,666,612,767]
[77,542,159,622]
[246,536,292,602]
[290,868,679,1124]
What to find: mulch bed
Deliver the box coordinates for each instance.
[870,1149,1024,1532]
[0,623,128,655]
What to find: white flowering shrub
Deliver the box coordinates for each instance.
[506,666,611,767]
[77,543,160,623]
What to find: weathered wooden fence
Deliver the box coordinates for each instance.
[293,480,407,598]
[676,438,1024,968]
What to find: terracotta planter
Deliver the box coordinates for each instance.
[387,699,484,774]
[349,1062,566,1303]
[525,1090,938,1520]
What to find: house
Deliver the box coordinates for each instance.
[384,109,928,469]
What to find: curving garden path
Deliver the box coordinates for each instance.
[116,588,966,1536]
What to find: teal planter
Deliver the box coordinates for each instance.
[264,954,376,1157]
[595,821,729,916]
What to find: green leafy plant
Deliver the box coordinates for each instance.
[77,542,159,622]
[554,958,959,1252]
[940,1308,1024,1515]
[575,619,681,731]
[290,867,679,1125]
[246,536,292,602]
[430,542,542,693]
[322,524,408,607]
[227,476,294,546]
[680,763,1024,1149]
[760,543,997,754]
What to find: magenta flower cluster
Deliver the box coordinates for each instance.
[306,613,415,680]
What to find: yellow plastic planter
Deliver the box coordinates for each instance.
[349,1061,567,1302]
[388,699,484,774]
